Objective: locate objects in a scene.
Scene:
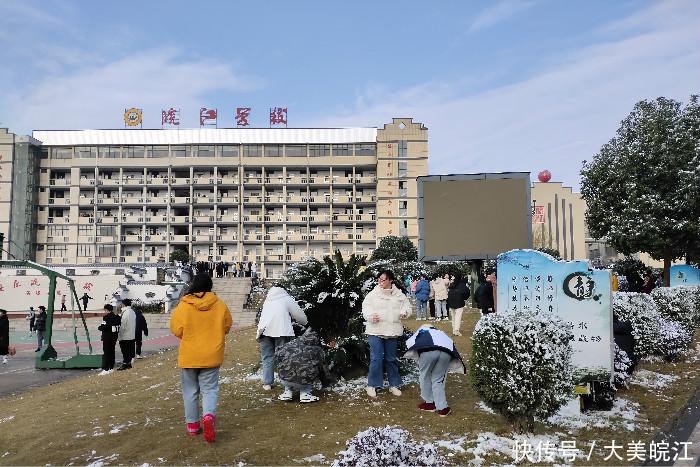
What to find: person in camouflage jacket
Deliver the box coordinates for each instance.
[273,328,333,403]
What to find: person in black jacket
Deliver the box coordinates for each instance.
[97,304,121,375]
[0,309,9,364]
[134,307,149,359]
[35,306,47,352]
[447,274,470,336]
[474,273,495,315]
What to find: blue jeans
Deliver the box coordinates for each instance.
[181,367,220,423]
[279,379,312,394]
[415,299,428,319]
[418,350,451,410]
[259,335,292,386]
[367,335,402,388]
[435,299,448,319]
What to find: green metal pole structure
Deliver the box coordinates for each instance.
[0,260,102,369]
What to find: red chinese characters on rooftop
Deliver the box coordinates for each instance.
[236,108,251,127]
[162,108,180,127]
[270,107,287,126]
[200,108,218,127]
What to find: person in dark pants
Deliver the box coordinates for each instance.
[26,307,36,335]
[134,307,149,359]
[1,309,10,364]
[98,304,121,375]
[60,294,67,312]
[81,293,94,311]
[35,306,47,351]
[117,299,136,370]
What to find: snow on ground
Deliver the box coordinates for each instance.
[629,369,680,389]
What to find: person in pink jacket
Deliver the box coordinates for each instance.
[170,274,232,443]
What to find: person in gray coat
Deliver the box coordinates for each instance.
[117,299,136,370]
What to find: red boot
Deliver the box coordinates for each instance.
[187,421,200,436]
[202,414,215,443]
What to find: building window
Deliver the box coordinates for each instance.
[285,145,306,157]
[218,145,238,157]
[399,181,407,196]
[97,244,116,256]
[309,144,330,157]
[48,225,68,236]
[193,145,215,157]
[333,144,352,156]
[78,225,92,236]
[98,146,120,158]
[264,145,282,157]
[399,201,408,217]
[357,144,376,157]
[399,221,408,236]
[75,147,96,159]
[243,145,262,157]
[77,244,92,257]
[147,146,169,158]
[398,162,408,178]
[51,148,73,159]
[124,146,145,158]
[171,146,190,158]
[398,140,407,158]
[46,245,67,258]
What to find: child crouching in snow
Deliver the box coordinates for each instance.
[274,328,334,403]
[403,324,466,417]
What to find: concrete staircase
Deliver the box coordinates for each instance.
[212,277,257,327]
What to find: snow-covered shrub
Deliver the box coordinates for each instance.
[332,426,447,467]
[612,292,661,358]
[469,310,573,432]
[651,286,700,332]
[613,344,632,390]
[655,319,692,360]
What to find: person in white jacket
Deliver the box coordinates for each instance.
[117,298,137,371]
[256,286,308,390]
[362,269,411,398]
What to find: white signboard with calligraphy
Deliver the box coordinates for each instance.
[496,249,613,383]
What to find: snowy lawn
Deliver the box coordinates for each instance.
[0,317,698,466]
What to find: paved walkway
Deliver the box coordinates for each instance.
[0,329,183,399]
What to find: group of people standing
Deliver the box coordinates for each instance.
[97,298,149,375]
[163,268,484,444]
[194,261,257,279]
[408,273,472,336]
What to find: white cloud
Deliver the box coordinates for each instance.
[308,0,700,191]
[468,0,538,33]
[4,48,263,132]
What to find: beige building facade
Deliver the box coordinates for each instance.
[0,118,428,279]
[530,181,587,261]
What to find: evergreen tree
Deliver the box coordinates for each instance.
[370,236,418,263]
[581,95,700,285]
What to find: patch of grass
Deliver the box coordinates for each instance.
[0,311,698,466]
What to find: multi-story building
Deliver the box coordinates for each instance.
[1,118,428,279]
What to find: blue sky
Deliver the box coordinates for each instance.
[1,0,698,190]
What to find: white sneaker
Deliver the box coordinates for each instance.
[136,354,143,359]
[2,356,7,364]
[263,384,272,391]
[389,387,402,396]
[98,370,111,376]
[365,386,377,398]
[300,393,319,403]
[278,389,293,401]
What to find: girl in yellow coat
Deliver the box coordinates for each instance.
[170,274,232,442]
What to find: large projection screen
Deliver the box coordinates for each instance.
[418,173,532,261]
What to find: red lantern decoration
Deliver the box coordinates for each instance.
[538,170,551,183]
